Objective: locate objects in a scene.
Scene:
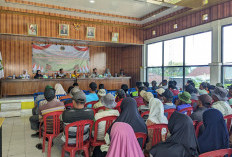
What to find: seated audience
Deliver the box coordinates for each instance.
[190,94,212,122]
[161,89,176,116]
[198,109,229,154]
[71,70,79,78]
[57,68,66,78]
[86,82,99,107]
[115,89,126,107]
[55,91,94,147]
[156,88,165,102]
[135,86,148,108]
[19,69,30,79]
[169,83,179,96]
[149,112,199,157]
[91,68,99,78]
[175,91,192,112]
[151,80,158,90]
[121,84,130,97]
[97,122,144,157]
[59,86,74,100]
[54,83,66,95]
[198,82,208,95]
[34,70,43,79]
[185,84,199,110]
[30,85,53,137]
[143,82,150,89]
[99,84,105,90]
[94,94,119,140]
[140,91,168,151]
[93,89,106,109]
[131,81,142,97]
[186,80,195,87]
[96,98,147,155]
[139,90,153,116]
[216,83,224,88]
[211,87,232,116]
[159,80,168,90]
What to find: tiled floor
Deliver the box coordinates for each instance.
[3,116,62,157]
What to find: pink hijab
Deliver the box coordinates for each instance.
[106,122,144,157]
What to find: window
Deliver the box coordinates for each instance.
[185,32,212,66]
[146,31,212,88]
[223,66,232,85]
[164,37,183,66]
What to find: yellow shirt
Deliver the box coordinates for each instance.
[71,73,80,78]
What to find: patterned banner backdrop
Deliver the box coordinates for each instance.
[32,44,90,73]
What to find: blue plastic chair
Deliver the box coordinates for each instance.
[37,99,45,108]
[33,92,44,101]
[60,98,71,102]
[83,90,90,95]
[172,95,179,104]
[128,88,136,94]
[107,91,117,96]
[56,94,66,99]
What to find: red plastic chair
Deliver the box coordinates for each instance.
[91,116,118,147]
[179,107,193,116]
[42,111,63,157]
[199,148,232,157]
[195,121,203,137]
[141,111,150,118]
[95,106,106,113]
[147,124,168,146]
[193,120,198,129]
[62,120,94,157]
[85,101,98,108]
[135,132,147,149]
[224,114,232,133]
[114,106,121,113]
[65,102,73,109]
[164,109,176,120]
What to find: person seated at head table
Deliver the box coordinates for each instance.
[19,69,30,79]
[71,70,80,78]
[149,111,199,157]
[93,89,107,109]
[91,68,99,78]
[34,70,43,79]
[119,69,125,77]
[86,82,99,107]
[53,91,94,149]
[57,68,66,78]
[175,91,192,112]
[93,93,119,140]
[104,68,111,77]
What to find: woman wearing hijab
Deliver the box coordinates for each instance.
[140,91,168,151]
[106,122,144,157]
[54,83,66,95]
[150,111,199,157]
[198,109,229,154]
[93,97,147,157]
[34,70,43,79]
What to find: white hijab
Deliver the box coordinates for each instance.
[147,98,168,124]
[55,83,66,95]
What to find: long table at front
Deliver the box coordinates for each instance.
[0,77,131,97]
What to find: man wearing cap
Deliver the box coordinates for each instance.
[161,89,176,117]
[211,87,232,116]
[60,91,94,145]
[94,93,119,140]
[190,94,212,122]
[175,91,192,112]
[93,89,106,109]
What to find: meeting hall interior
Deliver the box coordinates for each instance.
[1,0,232,157]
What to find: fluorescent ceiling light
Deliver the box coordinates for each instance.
[90,0,95,3]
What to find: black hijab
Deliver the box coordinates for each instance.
[150,111,199,157]
[107,97,147,147]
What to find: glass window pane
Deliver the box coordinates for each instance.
[164,67,183,89]
[185,32,212,65]
[164,37,183,66]
[147,68,162,85]
[147,42,163,67]
[185,66,210,87]
[223,25,232,65]
[223,66,232,85]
